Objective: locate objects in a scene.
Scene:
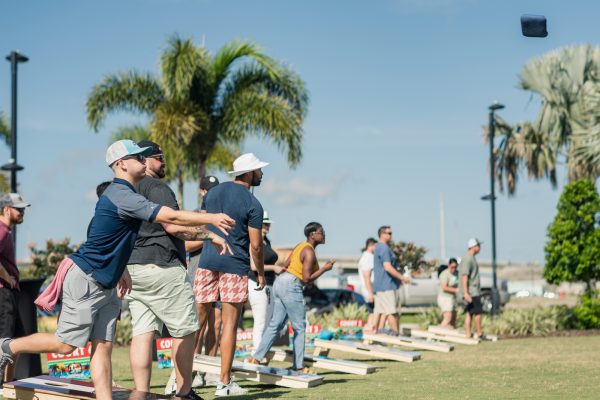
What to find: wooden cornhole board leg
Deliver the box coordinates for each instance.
[362,332,453,353]
[182,354,323,389]
[3,375,171,400]
[312,339,420,363]
[428,326,498,342]
[267,349,377,375]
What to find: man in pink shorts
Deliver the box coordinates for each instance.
[194,153,267,397]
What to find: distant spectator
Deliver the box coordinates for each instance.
[0,193,30,387]
[459,238,483,338]
[437,258,459,328]
[358,237,377,330]
[96,181,112,198]
[372,226,411,334]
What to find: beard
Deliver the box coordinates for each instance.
[156,166,166,179]
[251,171,262,186]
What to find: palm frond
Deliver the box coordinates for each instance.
[0,111,10,146]
[109,124,150,143]
[160,35,211,103]
[219,87,304,166]
[86,71,164,131]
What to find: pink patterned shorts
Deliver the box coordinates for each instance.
[194,268,248,304]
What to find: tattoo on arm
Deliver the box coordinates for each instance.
[171,226,215,241]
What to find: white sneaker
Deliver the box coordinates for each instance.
[205,373,221,386]
[192,372,205,388]
[215,380,248,397]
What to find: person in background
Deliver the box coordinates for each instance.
[248,211,283,351]
[248,222,334,372]
[0,193,30,389]
[372,226,411,335]
[459,238,484,338]
[358,238,377,331]
[437,258,459,328]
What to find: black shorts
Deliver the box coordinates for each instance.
[463,296,483,315]
[0,287,24,338]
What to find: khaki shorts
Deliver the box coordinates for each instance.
[126,263,199,338]
[437,294,456,312]
[374,289,402,315]
[56,264,120,348]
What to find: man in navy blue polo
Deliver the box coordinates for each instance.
[0,140,234,400]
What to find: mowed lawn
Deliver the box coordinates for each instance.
[5,334,593,399]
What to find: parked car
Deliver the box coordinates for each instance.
[303,285,370,315]
[345,270,510,313]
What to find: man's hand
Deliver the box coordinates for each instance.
[323,260,335,271]
[401,276,412,285]
[273,265,284,274]
[212,236,234,256]
[210,213,236,235]
[117,269,132,299]
[464,293,472,304]
[255,273,266,291]
[7,276,17,289]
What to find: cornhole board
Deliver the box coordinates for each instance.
[168,354,323,390]
[428,326,499,342]
[3,375,171,400]
[313,339,420,363]
[404,327,480,345]
[362,332,454,353]
[265,348,377,375]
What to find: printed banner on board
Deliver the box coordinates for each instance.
[235,330,254,358]
[289,324,321,348]
[156,337,174,369]
[47,343,92,380]
[337,319,364,340]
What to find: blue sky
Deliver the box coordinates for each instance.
[0,0,597,263]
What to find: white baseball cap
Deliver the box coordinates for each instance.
[228,153,269,177]
[105,139,153,166]
[0,193,30,209]
[467,238,483,248]
[263,211,273,224]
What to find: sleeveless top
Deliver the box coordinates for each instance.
[287,241,319,280]
[248,236,279,286]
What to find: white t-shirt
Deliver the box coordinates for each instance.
[357,251,374,298]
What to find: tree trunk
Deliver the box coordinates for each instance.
[176,167,185,209]
[197,154,208,208]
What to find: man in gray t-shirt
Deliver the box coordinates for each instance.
[458,238,483,339]
[126,140,231,398]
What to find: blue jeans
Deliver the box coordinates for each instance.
[253,272,306,369]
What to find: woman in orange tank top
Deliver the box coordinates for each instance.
[248,222,335,371]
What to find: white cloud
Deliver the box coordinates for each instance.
[261,170,351,207]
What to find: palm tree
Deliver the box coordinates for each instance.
[493,44,600,195]
[87,35,308,204]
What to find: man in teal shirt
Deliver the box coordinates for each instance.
[458,238,483,338]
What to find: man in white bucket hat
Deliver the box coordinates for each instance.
[194,153,268,397]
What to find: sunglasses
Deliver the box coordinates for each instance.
[12,207,25,214]
[384,231,393,235]
[121,154,146,163]
[148,154,165,162]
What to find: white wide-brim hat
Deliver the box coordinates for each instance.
[228,153,269,177]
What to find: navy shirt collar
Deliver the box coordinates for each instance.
[113,178,136,191]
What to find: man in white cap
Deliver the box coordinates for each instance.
[0,140,235,400]
[458,238,484,338]
[194,153,267,397]
[0,193,30,389]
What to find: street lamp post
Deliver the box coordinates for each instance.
[486,101,504,316]
[2,51,28,248]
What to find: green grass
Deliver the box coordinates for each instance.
[4,335,597,399]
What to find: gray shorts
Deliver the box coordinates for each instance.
[56,264,121,348]
[374,289,402,315]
